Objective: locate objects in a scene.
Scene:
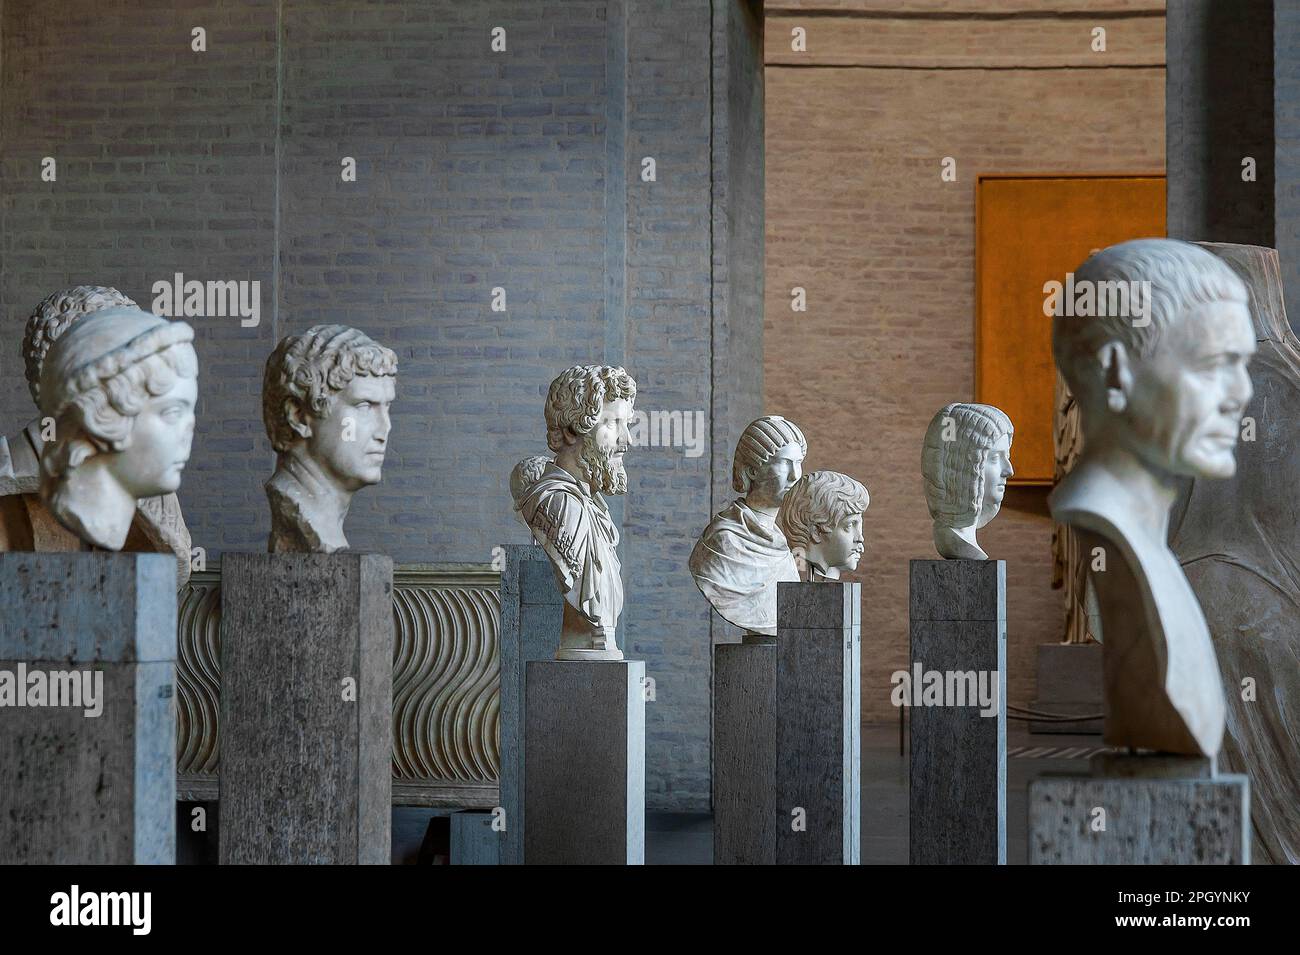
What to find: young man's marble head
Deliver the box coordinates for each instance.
[922,403,1013,559]
[263,324,398,491]
[23,285,137,407]
[732,415,807,513]
[777,470,869,580]
[1052,238,1253,480]
[38,306,198,549]
[544,364,636,495]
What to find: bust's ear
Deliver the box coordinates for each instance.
[284,398,312,440]
[1097,341,1133,414]
[562,426,579,447]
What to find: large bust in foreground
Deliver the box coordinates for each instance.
[689,415,806,636]
[517,364,636,661]
[1,287,193,583]
[37,305,198,551]
[262,325,397,553]
[1050,237,1254,758]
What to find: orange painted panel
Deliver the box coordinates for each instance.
[976,175,1166,484]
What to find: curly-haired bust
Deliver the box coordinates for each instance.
[262,325,397,554]
[516,364,635,660]
[689,415,807,636]
[777,470,869,581]
[36,306,198,551]
[921,403,1014,560]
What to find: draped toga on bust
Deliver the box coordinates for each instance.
[689,498,801,636]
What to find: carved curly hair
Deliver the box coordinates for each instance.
[262,325,398,453]
[543,365,637,452]
[23,285,136,405]
[777,470,870,555]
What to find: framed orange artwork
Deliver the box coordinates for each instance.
[975,174,1166,484]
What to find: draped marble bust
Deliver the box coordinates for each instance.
[262,325,397,554]
[689,415,806,636]
[516,364,636,661]
[36,305,198,552]
[1050,238,1255,759]
[921,403,1014,560]
[777,470,869,582]
[0,287,193,585]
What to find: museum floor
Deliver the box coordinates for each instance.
[386,723,1108,865]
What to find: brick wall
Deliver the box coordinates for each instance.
[0,0,764,811]
[763,0,1166,720]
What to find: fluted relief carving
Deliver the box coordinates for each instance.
[175,562,501,807]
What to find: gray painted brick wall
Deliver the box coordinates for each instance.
[0,0,764,811]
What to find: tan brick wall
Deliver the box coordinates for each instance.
[763,7,1165,719]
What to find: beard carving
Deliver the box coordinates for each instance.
[579,430,627,495]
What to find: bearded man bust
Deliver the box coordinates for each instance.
[517,364,636,661]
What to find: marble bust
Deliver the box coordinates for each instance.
[0,287,193,583]
[516,365,635,661]
[777,470,869,581]
[921,403,1014,560]
[262,325,397,554]
[36,306,198,551]
[1050,237,1254,759]
[689,415,806,636]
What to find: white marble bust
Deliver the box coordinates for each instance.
[921,403,1014,560]
[689,415,806,636]
[777,470,869,581]
[0,287,193,583]
[516,365,635,661]
[262,325,397,553]
[1050,237,1255,759]
[37,306,198,551]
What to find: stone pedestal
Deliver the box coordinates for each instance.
[713,640,777,864]
[524,659,645,864]
[908,559,1007,865]
[1029,755,1250,864]
[0,552,176,864]
[713,582,861,865]
[450,811,502,865]
[218,553,393,864]
[498,543,563,865]
[1030,642,1103,734]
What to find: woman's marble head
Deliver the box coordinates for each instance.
[922,403,1014,533]
[38,306,198,548]
[732,415,807,511]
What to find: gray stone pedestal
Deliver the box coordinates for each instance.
[713,581,861,865]
[524,659,645,864]
[218,552,393,864]
[0,552,176,864]
[908,559,1007,865]
[713,639,777,864]
[1029,755,1250,864]
[498,543,563,865]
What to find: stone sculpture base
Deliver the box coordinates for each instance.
[451,811,502,865]
[1029,755,1250,864]
[0,552,176,864]
[524,659,645,864]
[1030,642,1103,734]
[713,581,861,865]
[908,559,1007,865]
[218,553,393,864]
[498,544,564,865]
